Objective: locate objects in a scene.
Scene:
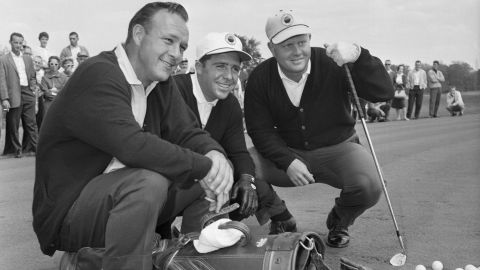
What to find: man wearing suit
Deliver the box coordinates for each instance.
[0,32,38,157]
[406,60,428,119]
[33,3,233,269]
[165,32,297,234]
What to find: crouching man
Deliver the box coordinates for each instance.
[33,3,232,270]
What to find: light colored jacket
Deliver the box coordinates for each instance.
[427,69,445,88]
[406,69,427,90]
[446,90,464,107]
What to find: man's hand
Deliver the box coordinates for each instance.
[199,179,230,213]
[231,175,258,217]
[324,42,361,67]
[202,150,234,195]
[1,100,10,111]
[286,159,315,186]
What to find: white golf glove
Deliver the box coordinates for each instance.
[325,42,361,66]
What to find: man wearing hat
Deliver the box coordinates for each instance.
[76,51,89,67]
[244,10,394,248]
[160,32,297,234]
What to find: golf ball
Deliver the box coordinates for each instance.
[432,261,443,270]
[415,265,427,270]
[464,265,477,270]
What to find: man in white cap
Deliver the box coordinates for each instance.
[244,10,394,248]
[157,32,297,234]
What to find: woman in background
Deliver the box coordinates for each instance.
[40,56,68,118]
[391,64,408,120]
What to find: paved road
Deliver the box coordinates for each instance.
[1,113,479,270]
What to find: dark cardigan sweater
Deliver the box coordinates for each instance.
[33,51,224,255]
[244,47,394,171]
[171,74,255,180]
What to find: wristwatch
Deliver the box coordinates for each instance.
[243,174,256,190]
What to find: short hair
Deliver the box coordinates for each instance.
[69,32,78,38]
[397,64,404,71]
[10,32,24,41]
[415,60,421,64]
[433,60,439,65]
[39,32,49,40]
[48,55,61,64]
[198,54,213,65]
[62,58,74,66]
[126,2,188,44]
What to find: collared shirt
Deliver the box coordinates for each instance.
[11,52,28,86]
[103,43,158,173]
[413,69,421,86]
[277,60,311,107]
[191,73,218,129]
[70,45,80,66]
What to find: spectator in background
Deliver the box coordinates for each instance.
[33,32,53,69]
[406,60,427,119]
[32,56,45,127]
[40,56,68,118]
[446,86,465,116]
[391,64,408,120]
[61,58,74,78]
[427,60,445,118]
[173,57,189,75]
[76,51,89,66]
[60,32,89,70]
[23,45,33,57]
[367,102,390,123]
[384,59,395,82]
[0,32,38,158]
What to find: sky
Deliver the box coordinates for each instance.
[1,0,479,69]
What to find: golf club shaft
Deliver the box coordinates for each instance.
[344,65,406,253]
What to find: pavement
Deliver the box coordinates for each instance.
[1,93,479,270]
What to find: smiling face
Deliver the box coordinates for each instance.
[49,58,59,73]
[196,52,241,101]
[40,37,48,48]
[268,34,311,80]
[135,9,189,84]
[10,35,24,55]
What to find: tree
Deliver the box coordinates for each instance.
[446,61,475,91]
[235,34,262,67]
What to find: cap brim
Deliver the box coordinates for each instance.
[270,24,310,44]
[193,239,220,253]
[202,48,252,62]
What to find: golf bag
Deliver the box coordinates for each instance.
[153,230,331,270]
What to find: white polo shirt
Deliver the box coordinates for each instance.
[277,60,311,107]
[103,44,158,173]
[11,52,28,86]
[191,73,218,129]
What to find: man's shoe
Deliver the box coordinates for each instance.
[326,208,350,248]
[14,150,22,158]
[326,226,350,248]
[269,217,297,235]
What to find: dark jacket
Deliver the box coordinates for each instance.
[33,51,224,255]
[244,47,394,170]
[159,74,255,180]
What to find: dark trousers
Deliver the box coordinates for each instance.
[249,138,381,228]
[429,87,441,117]
[3,88,37,155]
[58,168,209,270]
[367,104,391,122]
[407,86,424,119]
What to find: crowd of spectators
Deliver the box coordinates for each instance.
[363,59,465,123]
[0,30,468,159]
[0,31,89,158]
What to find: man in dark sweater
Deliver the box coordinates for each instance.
[33,3,233,270]
[244,10,394,248]
[167,32,296,234]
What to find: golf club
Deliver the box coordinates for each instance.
[344,65,407,267]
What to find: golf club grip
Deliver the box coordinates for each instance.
[344,65,365,119]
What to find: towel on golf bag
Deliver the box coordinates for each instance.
[152,230,331,270]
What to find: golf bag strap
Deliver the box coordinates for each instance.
[201,203,240,227]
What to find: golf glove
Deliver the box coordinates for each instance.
[325,42,361,66]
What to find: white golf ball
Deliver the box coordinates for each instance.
[415,265,427,270]
[432,261,443,270]
[465,265,477,270]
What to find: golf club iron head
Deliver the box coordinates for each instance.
[389,252,407,266]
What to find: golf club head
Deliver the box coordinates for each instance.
[390,253,407,266]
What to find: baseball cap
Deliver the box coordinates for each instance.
[265,10,310,44]
[196,32,252,62]
[77,51,89,57]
